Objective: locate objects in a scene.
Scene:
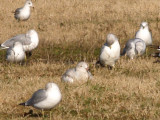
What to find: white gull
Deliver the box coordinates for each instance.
[98,33,120,67]
[61,62,93,83]
[14,0,33,21]
[6,42,26,62]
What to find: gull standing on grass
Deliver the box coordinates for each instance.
[6,42,26,62]
[19,82,62,119]
[61,62,93,83]
[135,22,152,46]
[0,29,39,56]
[121,38,146,59]
[14,0,33,21]
[97,33,120,68]
[151,46,160,58]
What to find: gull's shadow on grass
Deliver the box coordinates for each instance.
[153,59,160,63]
[23,110,43,118]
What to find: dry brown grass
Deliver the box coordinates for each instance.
[0,0,160,119]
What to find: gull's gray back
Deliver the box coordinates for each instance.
[6,47,13,61]
[122,38,146,58]
[14,8,22,19]
[64,68,76,79]
[61,68,76,82]
[121,39,135,56]
[134,38,146,55]
[26,89,47,106]
[2,34,31,47]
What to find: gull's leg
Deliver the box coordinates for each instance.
[25,54,27,62]
[108,65,113,70]
[41,109,44,118]
[49,110,52,120]
[125,54,127,59]
[146,47,148,56]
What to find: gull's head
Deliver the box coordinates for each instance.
[25,0,33,7]
[26,29,38,37]
[45,83,59,91]
[106,33,118,46]
[140,22,148,29]
[76,62,89,71]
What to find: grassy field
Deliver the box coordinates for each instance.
[0,0,160,119]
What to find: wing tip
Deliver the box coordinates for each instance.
[152,53,160,57]
[95,60,105,67]
[0,44,9,50]
[19,102,26,106]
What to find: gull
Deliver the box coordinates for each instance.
[121,38,146,59]
[152,53,160,57]
[19,82,62,119]
[135,22,152,46]
[14,0,33,21]
[0,29,39,56]
[151,45,160,58]
[6,42,26,63]
[150,45,160,51]
[97,33,120,68]
[61,62,93,83]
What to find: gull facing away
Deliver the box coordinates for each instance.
[97,33,120,67]
[135,22,152,46]
[61,62,93,83]
[14,0,33,21]
[0,29,39,53]
[121,38,146,59]
[6,42,26,63]
[19,83,62,118]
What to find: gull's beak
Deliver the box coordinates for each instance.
[142,26,145,29]
[109,45,111,49]
[32,5,35,9]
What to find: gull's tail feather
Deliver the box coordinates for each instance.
[0,44,9,50]
[19,102,26,106]
[0,47,8,50]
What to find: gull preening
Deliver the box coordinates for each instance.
[0,29,39,52]
[135,22,152,46]
[97,33,120,67]
[14,0,33,21]
[121,38,146,59]
[61,62,93,83]
[19,82,62,117]
[6,42,26,62]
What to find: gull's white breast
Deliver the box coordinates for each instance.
[23,33,39,51]
[33,89,61,110]
[136,29,152,46]
[19,7,30,20]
